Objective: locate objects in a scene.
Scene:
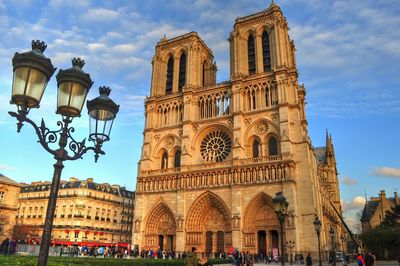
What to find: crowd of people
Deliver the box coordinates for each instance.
[0,238,17,255]
[60,245,129,258]
[139,249,177,259]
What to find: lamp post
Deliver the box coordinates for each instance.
[313,216,323,266]
[340,234,347,266]
[9,40,119,266]
[329,226,336,266]
[273,191,289,266]
[286,241,295,265]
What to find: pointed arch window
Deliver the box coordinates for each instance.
[161,151,168,169]
[262,31,271,72]
[202,60,206,86]
[268,136,278,156]
[174,150,181,168]
[178,53,186,91]
[248,35,256,74]
[252,139,260,158]
[166,57,174,94]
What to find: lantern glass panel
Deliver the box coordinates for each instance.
[12,67,48,108]
[89,109,115,141]
[57,81,87,117]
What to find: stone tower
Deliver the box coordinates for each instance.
[133,2,343,260]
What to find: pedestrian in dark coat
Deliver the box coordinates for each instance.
[365,252,374,266]
[1,238,9,255]
[306,253,313,266]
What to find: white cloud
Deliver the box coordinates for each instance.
[341,196,365,213]
[340,176,358,186]
[81,8,120,22]
[371,167,400,178]
[0,164,15,171]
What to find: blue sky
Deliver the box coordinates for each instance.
[0,0,399,231]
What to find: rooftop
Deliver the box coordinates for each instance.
[0,173,22,187]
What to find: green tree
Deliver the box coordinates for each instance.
[360,222,400,259]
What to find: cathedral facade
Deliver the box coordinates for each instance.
[133,2,343,259]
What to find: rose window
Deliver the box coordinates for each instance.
[201,130,232,162]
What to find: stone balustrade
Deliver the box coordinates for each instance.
[137,153,294,193]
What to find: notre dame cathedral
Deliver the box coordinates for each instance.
[133,1,343,259]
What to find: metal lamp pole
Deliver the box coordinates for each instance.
[273,192,289,266]
[313,216,323,266]
[9,41,119,266]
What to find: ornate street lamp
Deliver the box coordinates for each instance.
[9,40,119,266]
[329,226,336,266]
[273,191,289,266]
[313,216,323,266]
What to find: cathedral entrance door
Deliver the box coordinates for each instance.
[217,231,224,253]
[205,231,213,255]
[167,235,174,251]
[158,235,164,250]
[257,230,266,255]
[270,230,279,257]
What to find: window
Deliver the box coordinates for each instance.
[174,150,181,168]
[248,35,256,74]
[87,206,92,219]
[252,139,261,158]
[0,191,5,204]
[74,231,79,238]
[178,53,186,91]
[268,136,278,156]
[166,57,174,94]
[202,61,206,86]
[161,151,168,169]
[262,31,271,72]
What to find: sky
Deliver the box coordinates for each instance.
[0,0,399,232]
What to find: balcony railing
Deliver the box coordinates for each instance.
[137,153,294,193]
[140,153,291,177]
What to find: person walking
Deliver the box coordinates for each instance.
[184,247,199,266]
[364,252,374,266]
[306,253,313,266]
[357,254,364,266]
[1,238,9,255]
[199,253,208,266]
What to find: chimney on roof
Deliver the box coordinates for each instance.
[379,190,386,199]
[395,192,399,205]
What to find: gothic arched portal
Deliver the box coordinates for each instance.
[185,191,232,254]
[144,202,176,251]
[243,192,281,256]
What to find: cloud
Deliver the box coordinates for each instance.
[341,196,365,213]
[371,167,400,178]
[340,176,358,186]
[81,8,120,22]
[0,164,15,171]
[341,196,366,233]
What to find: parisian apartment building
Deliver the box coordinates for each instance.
[0,173,22,243]
[15,177,134,246]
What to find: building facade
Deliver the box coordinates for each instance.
[361,190,400,233]
[16,177,134,247]
[133,2,343,259]
[0,174,22,243]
